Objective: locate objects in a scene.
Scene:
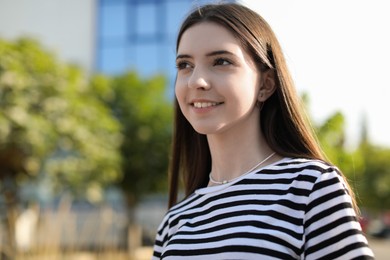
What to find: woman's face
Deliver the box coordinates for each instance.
[175,22,262,136]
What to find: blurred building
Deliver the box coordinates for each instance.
[0,0,237,86]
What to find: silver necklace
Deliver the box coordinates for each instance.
[209,152,276,185]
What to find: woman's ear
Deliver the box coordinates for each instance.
[258,69,276,102]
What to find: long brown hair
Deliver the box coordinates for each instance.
[168,3,355,210]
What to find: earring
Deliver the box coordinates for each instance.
[257,93,265,110]
[256,100,264,111]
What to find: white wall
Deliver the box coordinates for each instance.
[0,0,96,73]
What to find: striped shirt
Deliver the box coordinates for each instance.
[152,157,374,259]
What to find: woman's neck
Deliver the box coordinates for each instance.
[207,127,274,184]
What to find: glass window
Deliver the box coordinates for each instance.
[100,0,124,4]
[136,4,157,36]
[135,43,159,76]
[99,46,127,75]
[124,43,137,72]
[100,3,127,39]
[160,43,177,97]
[150,43,175,75]
[165,1,191,37]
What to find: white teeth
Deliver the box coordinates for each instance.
[193,102,219,108]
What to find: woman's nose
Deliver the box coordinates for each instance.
[188,67,210,90]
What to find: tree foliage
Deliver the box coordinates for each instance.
[316,112,364,178]
[0,38,122,198]
[355,144,390,210]
[91,72,173,206]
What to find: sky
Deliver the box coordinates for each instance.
[241,0,390,148]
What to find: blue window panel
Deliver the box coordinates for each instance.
[124,43,138,73]
[99,46,127,75]
[100,3,127,39]
[136,4,157,36]
[160,43,178,97]
[165,0,191,37]
[134,44,160,76]
[101,0,125,5]
[152,43,175,76]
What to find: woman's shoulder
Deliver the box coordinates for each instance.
[163,192,200,218]
[274,157,338,173]
[267,157,341,182]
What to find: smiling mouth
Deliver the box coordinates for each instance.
[192,102,223,108]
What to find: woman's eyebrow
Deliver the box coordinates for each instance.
[176,54,191,60]
[176,50,236,61]
[205,50,236,57]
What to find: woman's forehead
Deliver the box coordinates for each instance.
[177,22,244,56]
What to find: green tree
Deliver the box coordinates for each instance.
[91,72,173,208]
[0,38,122,257]
[316,111,364,176]
[354,117,390,211]
[356,145,390,210]
[91,72,172,254]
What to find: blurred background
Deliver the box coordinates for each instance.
[0,0,389,259]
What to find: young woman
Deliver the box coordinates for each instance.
[153,3,374,259]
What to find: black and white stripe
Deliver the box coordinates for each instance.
[153,158,374,259]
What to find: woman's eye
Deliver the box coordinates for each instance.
[176,62,190,70]
[214,58,231,66]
